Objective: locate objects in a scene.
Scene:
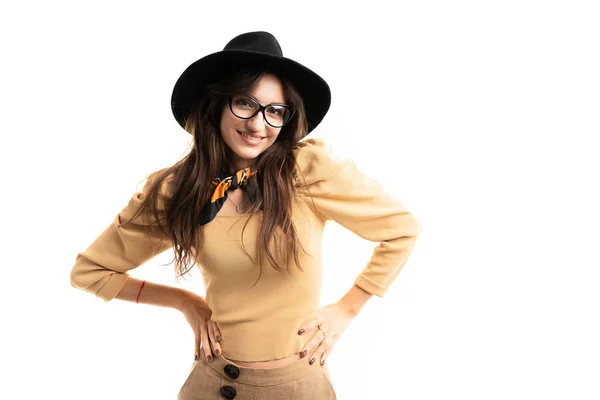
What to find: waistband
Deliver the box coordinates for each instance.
[199,347,320,386]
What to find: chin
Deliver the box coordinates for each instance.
[233,148,264,161]
[228,142,266,160]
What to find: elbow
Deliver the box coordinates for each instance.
[69,254,107,295]
[69,268,78,289]
[400,212,423,239]
[69,254,130,302]
[70,254,89,290]
[413,216,423,237]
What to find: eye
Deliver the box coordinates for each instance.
[233,97,255,109]
[266,106,284,116]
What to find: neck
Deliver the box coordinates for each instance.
[228,164,252,174]
[224,147,255,173]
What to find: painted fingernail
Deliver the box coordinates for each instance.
[309,357,315,365]
[300,350,307,358]
[207,355,213,362]
[215,349,220,356]
[216,335,221,342]
[321,359,325,366]
[298,329,305,335]
[194,354,198,361]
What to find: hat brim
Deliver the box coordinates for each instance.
[171,50,331,133]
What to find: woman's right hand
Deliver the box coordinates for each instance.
[180,291,222,362]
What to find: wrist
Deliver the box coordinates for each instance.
[174,289,192,312]
[175,289,208,313]
[338,284,372,317]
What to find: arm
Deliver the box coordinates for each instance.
[337,284,372,317]
[70,170,176,302]
[295,138,422,365]
[295,138,423,298]
[114,277,190,312]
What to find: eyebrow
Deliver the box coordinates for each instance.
[246,94,288,106]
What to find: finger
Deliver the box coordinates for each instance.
[319,336,335,366]
[315,313,325,326]
[213,321,222,342]
[298,314,324,335]
[208,320,221,342]
[207,321,214,343]
[200,324,213,362]
[300,329,326,360]
[207,321,221,356]
[194,333,201,361]
[309,334,329,366]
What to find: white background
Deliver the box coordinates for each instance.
[1,1,599,399]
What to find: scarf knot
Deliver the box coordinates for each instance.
[198,167,260,226]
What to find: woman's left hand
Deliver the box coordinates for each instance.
[297,302,356,366]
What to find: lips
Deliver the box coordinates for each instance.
[237,130,265,140]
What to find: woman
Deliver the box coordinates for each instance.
[70,31,422,399]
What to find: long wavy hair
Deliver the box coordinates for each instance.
[125,68,311,286]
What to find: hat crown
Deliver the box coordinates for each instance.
[223,31,283,57]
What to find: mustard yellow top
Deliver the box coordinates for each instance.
[70,137,423,362]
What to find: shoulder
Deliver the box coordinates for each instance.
[123,168,175,220]
[292,137,349,187]
[140,168,176,195]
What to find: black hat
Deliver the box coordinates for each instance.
[171,31,331,134]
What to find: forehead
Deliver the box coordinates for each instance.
[251,73,285,104]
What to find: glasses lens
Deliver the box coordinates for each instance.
[230,95,293,127]
[264,105,292,127]
[231,96,259,118]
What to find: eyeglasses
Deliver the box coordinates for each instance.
[229,95,295,128]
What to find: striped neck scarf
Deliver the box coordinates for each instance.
[198,167,262,226]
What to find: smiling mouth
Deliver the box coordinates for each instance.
[237,131,264,142]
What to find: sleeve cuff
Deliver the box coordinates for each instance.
[95,273,131,302]
[354,274,388,298]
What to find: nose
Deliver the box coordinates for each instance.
[246,110,266,131]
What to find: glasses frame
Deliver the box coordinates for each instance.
[228,95,295,128]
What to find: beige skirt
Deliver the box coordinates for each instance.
[177,347,337,399]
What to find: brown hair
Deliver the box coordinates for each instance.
[125,68,311,286]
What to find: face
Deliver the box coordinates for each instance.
[219,73,286,171]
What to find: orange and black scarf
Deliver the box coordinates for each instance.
[198,167,262,226]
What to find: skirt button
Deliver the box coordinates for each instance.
[220,385,237,399]
[224,364,240,379]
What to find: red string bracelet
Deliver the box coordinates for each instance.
[136,280,146,304]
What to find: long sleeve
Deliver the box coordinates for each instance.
[293,137,423,297]
[70,170,174,302]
